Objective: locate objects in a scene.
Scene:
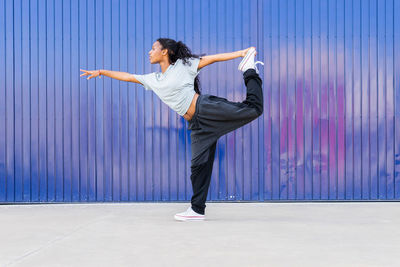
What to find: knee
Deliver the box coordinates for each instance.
[243,100,263,117]
[254,104,263,117]
[251,97,263,117]
[246,104,263,119]
[247,107,262,121]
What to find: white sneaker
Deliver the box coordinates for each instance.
[238,47,264,74]
[174,207,205,221]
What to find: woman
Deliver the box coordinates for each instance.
[80,38,264,221]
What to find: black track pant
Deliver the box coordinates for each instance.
[187,69,263,215]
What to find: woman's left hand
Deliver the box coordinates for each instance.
[240,47,256,57]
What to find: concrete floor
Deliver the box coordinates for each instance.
[0,202,399,267]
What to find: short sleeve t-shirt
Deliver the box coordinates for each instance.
[133,57,201,116]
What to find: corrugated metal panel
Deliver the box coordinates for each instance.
[0,0,399,202]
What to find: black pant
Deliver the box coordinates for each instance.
[187,69,263,215]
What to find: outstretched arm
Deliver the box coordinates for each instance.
[80,69,142,85]
[197,46,255,70]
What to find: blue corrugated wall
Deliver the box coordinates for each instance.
[1,0,399,202]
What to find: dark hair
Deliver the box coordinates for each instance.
[157,38,205,95]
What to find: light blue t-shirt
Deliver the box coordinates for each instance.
[133,57,201,116]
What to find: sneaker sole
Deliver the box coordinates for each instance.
[174,215,205,221]
[238,47,256,71]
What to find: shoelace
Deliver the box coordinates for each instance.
[254,61,264,73]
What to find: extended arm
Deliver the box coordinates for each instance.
[197,47,254,70]
[80,69,142,85]
[100,70,142,84]
[99,70,129,81]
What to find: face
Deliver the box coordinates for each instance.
[148,41,168,64]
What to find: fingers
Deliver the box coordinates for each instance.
[80,69,89,77]
[80,69,95,80]
[80,69,100,80]
[87,74,98,80]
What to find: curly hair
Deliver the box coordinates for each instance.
[157,38,205,95]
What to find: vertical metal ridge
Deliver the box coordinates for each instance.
[134,0,137,201]
[126,0,129,201]
[166,0,169,201]
[285,0,288,200]
[368,0,371,199]
[294,0,297,199]
[384,0,387,199]
[12,0,15,202]
[375,0,379,198]
[327,0,331,198]
[150,0,153,201]
[102,0,105,201]
[302,0,305,199]
[392,0,397,198]
[118,0,121,201]
[335,0,338,199]
[45,0,49,201]
[310,0,314,199]
[215,0,219,200]
[69,0,72,201]
[351,0,354,199]
[319,0,322,199]
[110,0,113,201]
[91,0,95,201]
[0,0,4,202]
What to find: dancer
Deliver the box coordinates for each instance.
[80,38,264,221]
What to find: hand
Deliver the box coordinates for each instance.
[240,47,257,57]
[80,69,101,80]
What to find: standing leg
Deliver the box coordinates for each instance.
[190,140,217,215]
[186,69,263,216]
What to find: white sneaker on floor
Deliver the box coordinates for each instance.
[174,207,205,221]
[238,47,264,74]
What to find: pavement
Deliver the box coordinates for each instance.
[0,202,399,267]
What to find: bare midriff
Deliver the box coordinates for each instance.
[183,93,199,121]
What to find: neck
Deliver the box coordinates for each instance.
[159,59,171,74]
